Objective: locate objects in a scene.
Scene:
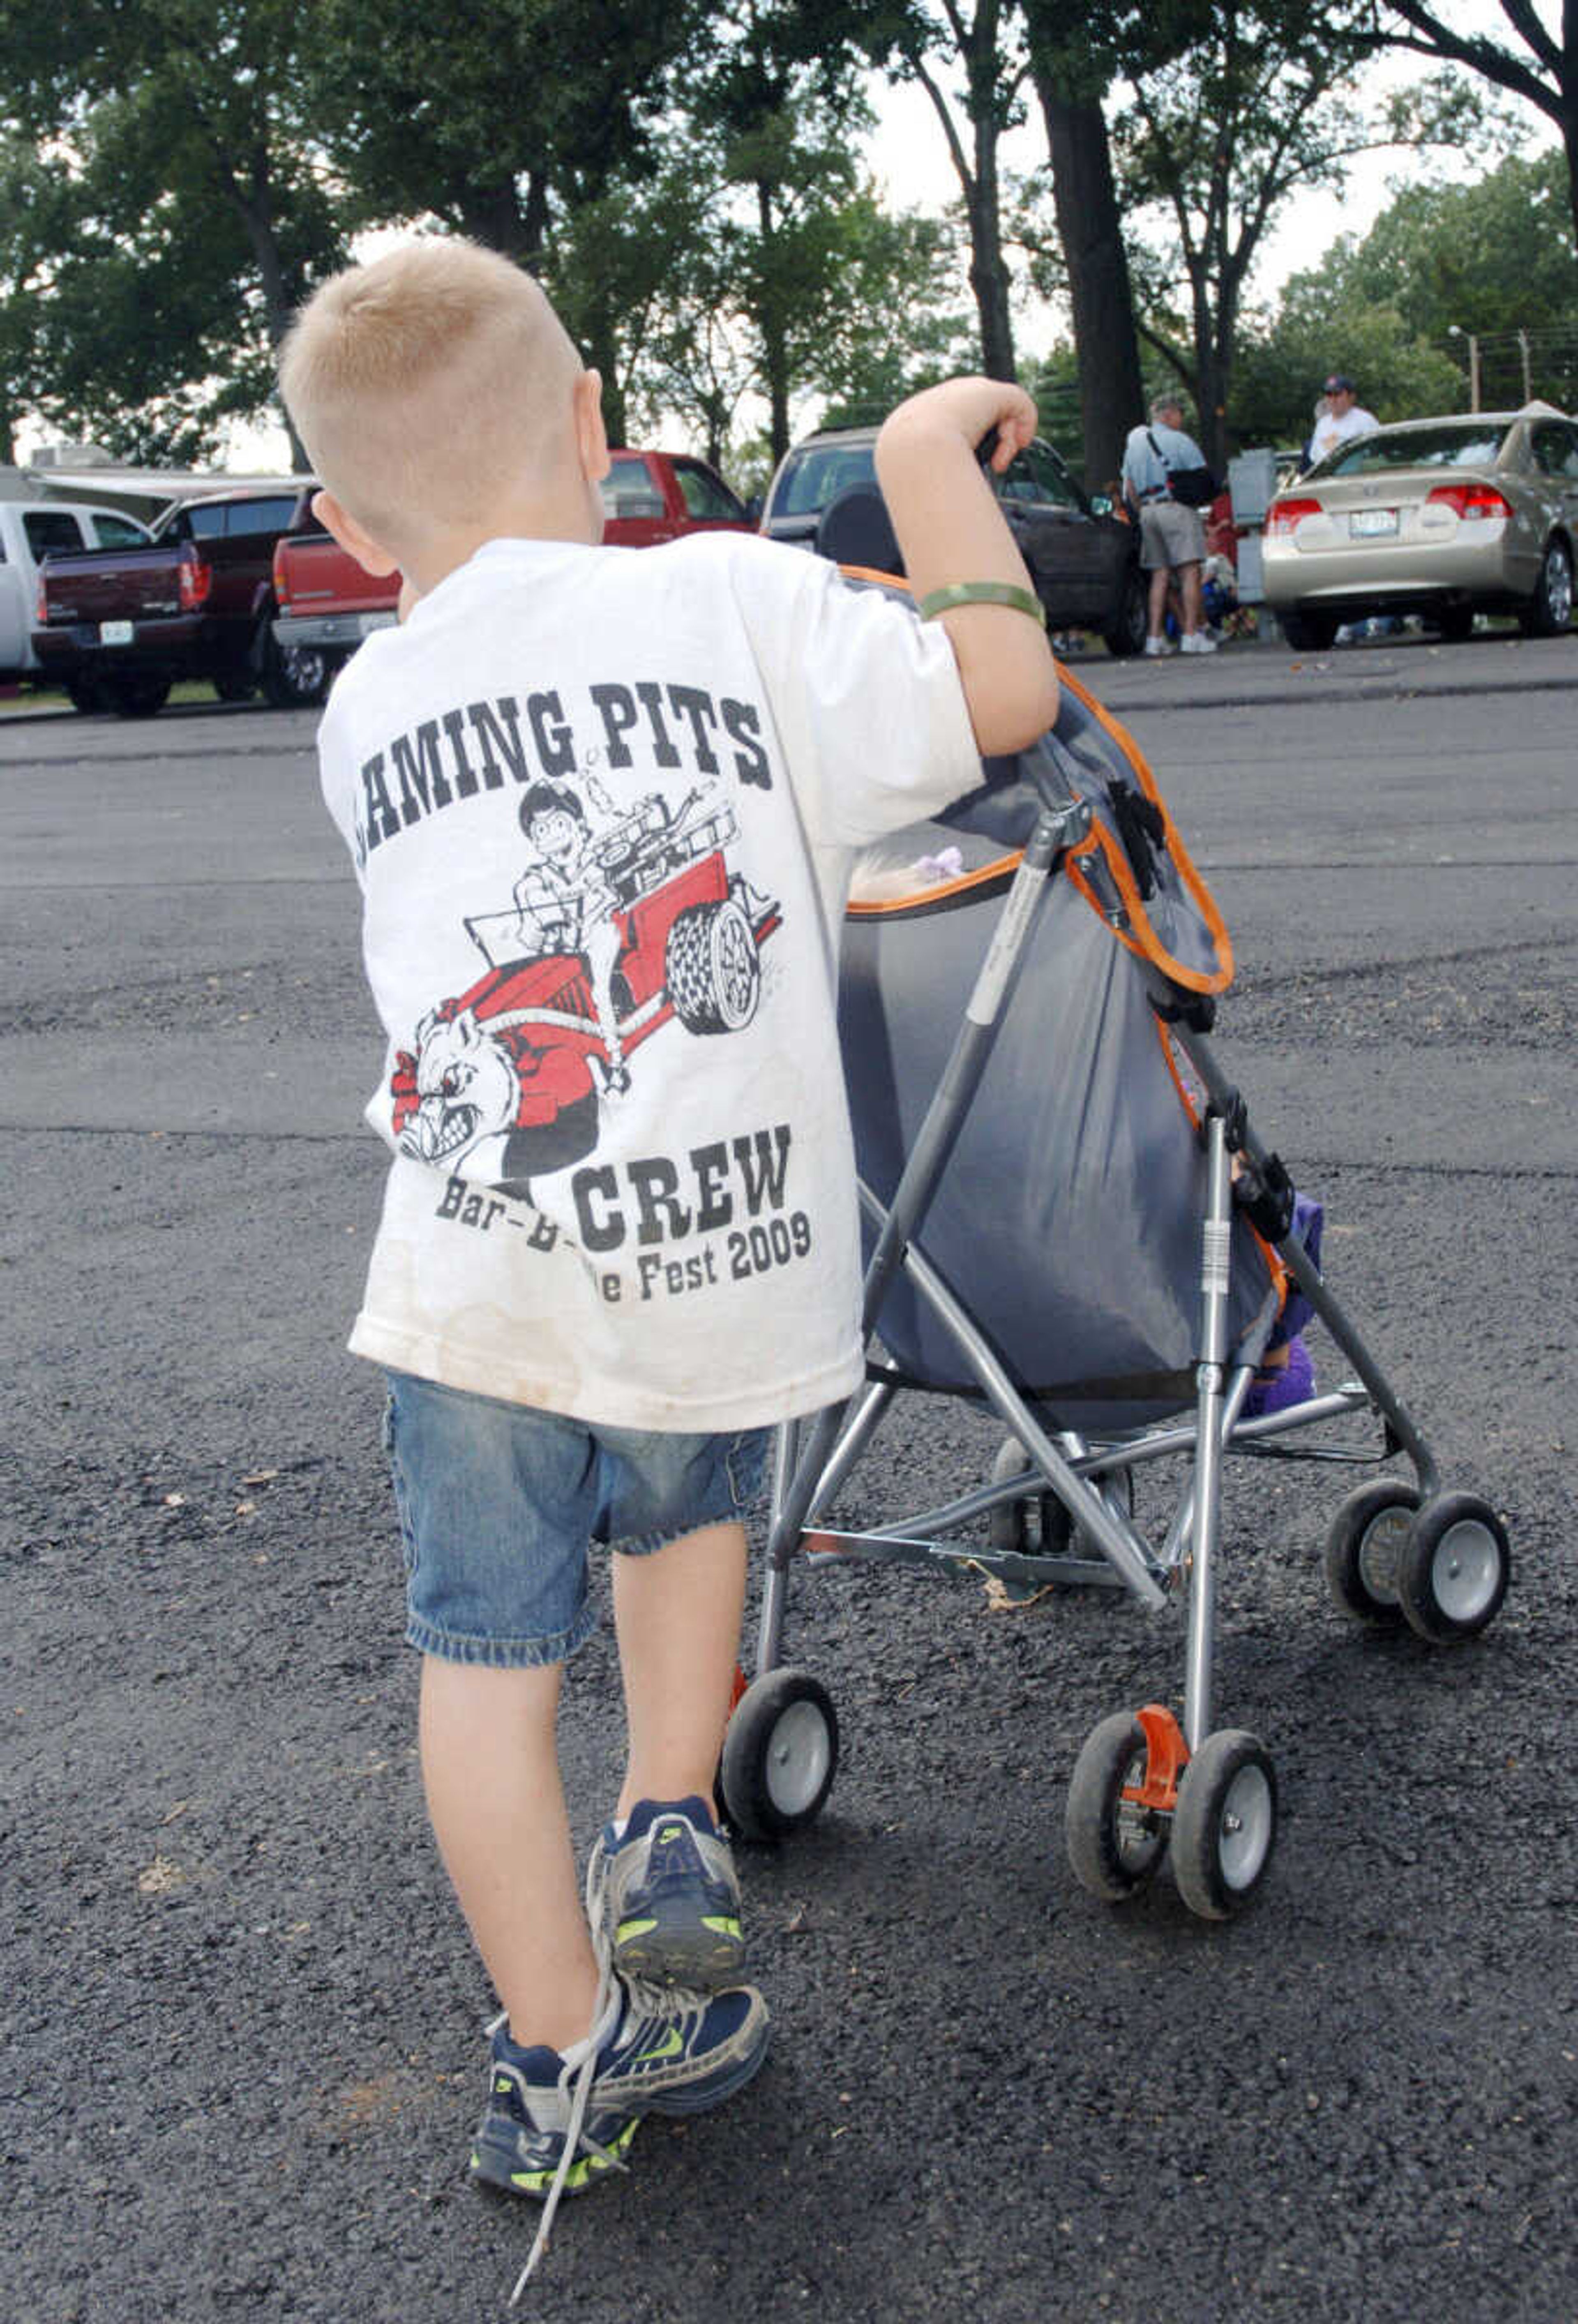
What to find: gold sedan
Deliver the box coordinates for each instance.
[1262,405,1578,649]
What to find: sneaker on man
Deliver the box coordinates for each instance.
[586,1795,745,1990]
[1180,630,1218,654]
[471,1976,770,2202]
[1143,635,1176,658]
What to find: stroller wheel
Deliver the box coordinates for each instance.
[1042,1466,1135,1560]
[1398,1492,1511,1644]
[1066,1711,1171,1901]
[987,1437,1032,1555]
[1170,1730,1278,1921]
[720,1668,839,1841]
[1323,1479,1419,1627]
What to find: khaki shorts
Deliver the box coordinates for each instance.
[1138,498,1206,571]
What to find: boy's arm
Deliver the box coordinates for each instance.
[874,379,1061,757]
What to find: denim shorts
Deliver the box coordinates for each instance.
[381,1370,770,1669]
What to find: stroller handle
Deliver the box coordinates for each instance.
[1022,730,1094,847]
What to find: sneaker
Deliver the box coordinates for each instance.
[1241,1334,1316,1418]
[1180,630,1218,654]
[1143,636,1176,658]
[586,1796,745,1990]
[473,1976,770,2286]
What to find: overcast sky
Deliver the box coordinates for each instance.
[862,0,1562,317]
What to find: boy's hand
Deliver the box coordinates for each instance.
[874,377,1059,757]
[880,377,1038,473]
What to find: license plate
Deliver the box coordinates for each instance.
[358,611,397,635]
[1350,508,1398,538]
[99,619,135,645]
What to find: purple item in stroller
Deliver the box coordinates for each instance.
[717,639,1511,1923]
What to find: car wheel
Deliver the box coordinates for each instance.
[1516,536,1573,638]
[214,670,256,703]
[1101,566,1148,658]
[105,673,171,718]
[64,676,107,714]
[1278,608,1339,650]
[261,635,329,708]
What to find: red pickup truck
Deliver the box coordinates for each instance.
[270,450,753,679]
[32,483,327,716]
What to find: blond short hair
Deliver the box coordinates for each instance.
[277,238,581,552]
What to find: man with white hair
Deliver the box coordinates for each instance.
[1120,389,1216,657]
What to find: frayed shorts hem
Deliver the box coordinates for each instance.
[405,1602,600,1670]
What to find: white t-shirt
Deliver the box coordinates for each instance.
[1310,403,1379,463]
[317,529,980,1431]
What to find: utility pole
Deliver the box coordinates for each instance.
[1449,326,1481,411]
[1518,329,1532,402]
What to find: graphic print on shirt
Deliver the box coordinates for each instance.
[389,773,781,1194]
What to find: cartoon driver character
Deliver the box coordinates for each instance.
[512,781,629,1095]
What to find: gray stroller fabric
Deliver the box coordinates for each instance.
[840,672,1274,1430]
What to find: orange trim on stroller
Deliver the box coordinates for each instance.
[1057,666,1234,996]
[834,564,1232,994]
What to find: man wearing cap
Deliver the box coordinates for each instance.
[1119,390,1217,658]
[1310,374,1379,464]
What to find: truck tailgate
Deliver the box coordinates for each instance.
[41,550,188,626]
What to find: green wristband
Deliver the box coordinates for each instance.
[916,580,1047,628]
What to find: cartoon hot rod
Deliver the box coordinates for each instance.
[391,789,779,1190]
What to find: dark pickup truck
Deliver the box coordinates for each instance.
[32,484,330,716]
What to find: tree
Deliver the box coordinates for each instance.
[5,0,354,462]
[673,1,909,462]
[1105,0,1490,468]
[0,134,82,464]
[1233,148,1578,438]
[1019,0,1151,489]
[306,0,701,271]
[1361,0,1578,251]
[879,0,1029,378]
[1232,277,1463,447]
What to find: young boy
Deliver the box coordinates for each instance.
[277,240,1057,2265]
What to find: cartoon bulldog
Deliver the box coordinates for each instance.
[391,979,603,1190]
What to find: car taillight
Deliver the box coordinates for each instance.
[272,540,289,609]
[35,571,48,623]
[1425,482,1511,521]
[179,548,212,611]
[1266,496,1322,536]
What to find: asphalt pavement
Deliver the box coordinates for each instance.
[2,627,1575,2324]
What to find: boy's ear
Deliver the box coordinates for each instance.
[311,488,400,578]
[573,370,611,484]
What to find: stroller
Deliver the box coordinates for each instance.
[715,550,1511,1922]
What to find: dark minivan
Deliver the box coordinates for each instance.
[759,424,1146,657]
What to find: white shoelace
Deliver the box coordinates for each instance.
[505,1836,629,2299]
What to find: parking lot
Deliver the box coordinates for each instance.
[2,627,1575,2323]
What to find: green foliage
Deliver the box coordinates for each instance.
[305,0,701,260]
[1234,150,1578,442]
[2,0,354,461]
[1337,148,1578,349]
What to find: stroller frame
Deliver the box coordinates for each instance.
[719,738,1509,1919]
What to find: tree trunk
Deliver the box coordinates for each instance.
[226,156,313,469]
[757,178,792,463]
[1035,74,1144,491]
[965,166,1016,380]
[903,24,1015,381]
